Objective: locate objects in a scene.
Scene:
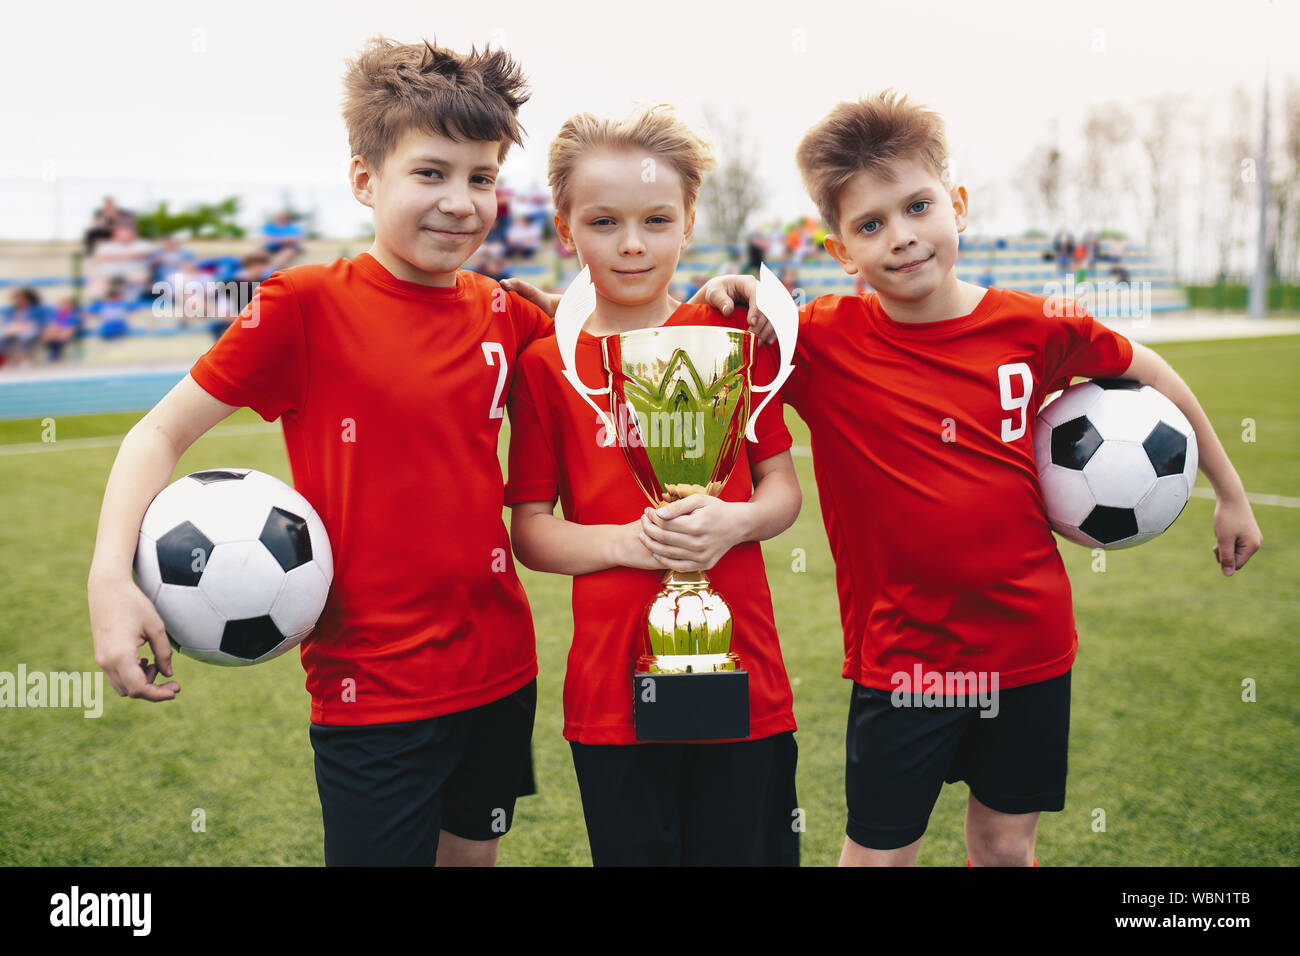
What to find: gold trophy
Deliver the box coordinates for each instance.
[554,265,798,740]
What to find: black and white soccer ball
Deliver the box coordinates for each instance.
[1034,380,1198,550]
[133,468,333,666]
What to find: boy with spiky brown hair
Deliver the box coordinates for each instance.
[87,38,553,866]
[693,90,1261,866]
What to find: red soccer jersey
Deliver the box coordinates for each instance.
[189,253,552,725]
[781,289,1133,691]
[505,303,797,745]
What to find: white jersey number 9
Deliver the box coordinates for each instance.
[997,362,1034,442]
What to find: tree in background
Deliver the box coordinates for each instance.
[1138,94,1184,276]
[1274,77,1300,282]
[1218,85,1256,280]
[698,105,763,250]
[135,197,245,239]
[1017,120,1064,232]
[1078,103,1136,233]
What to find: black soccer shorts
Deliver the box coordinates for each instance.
[309,678,537,866]
[845,669,1071,851]
[569,731,799,866]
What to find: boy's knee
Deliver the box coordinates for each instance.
[435,831,500,867]
[967,832,1034,866]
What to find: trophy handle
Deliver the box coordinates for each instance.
[553,265,617,446]
[746,263,800,443]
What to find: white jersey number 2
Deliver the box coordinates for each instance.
[997,362,1034,442]
[482,342,508,420]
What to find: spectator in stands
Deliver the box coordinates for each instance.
[785,222,803,265]
[766,222,785,264]
[83,196,134,254]
[517,184,550,223]
[483,248,512,282]
[261,211,305,272]
[0,287,46,367]
[150,235,202,322]
[152,234,196,285]
[1097,237,1123,264]
[235,251,273,302]
[40,297,81,362]
[506,214,543,259]
[746,230,768,275]
[87,224,155,302]
[1053,230,1072,273]
[779,268,800,299]
[1083,230,1099,269]
[91,283,133,340]
[489,181,513,244]
[208,252,272,340]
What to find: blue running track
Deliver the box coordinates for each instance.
[0,366,190,420]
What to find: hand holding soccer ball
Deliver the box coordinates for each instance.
[133,469,333,666]
[1035,379,1198,550]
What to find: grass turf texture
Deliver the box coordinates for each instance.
[0,335,1296,866]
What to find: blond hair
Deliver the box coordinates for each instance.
[547,104,717,216]
[341,37,530,170]
[795,90,950,235]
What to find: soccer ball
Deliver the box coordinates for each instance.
[1034,379,1198,550]
[133,468,333,665]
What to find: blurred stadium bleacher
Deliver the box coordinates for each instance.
[0,232,1184,372]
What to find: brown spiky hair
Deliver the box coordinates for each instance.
[795,90,950,236]
[547,104,717,217]
[342,37,530,171]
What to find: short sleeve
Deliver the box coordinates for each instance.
[504,350,561,506]
[748,336,794,463]
[1041,308,1135,394]
[507,290,555,355]
[188,271,306,422]
[779,300,818,416]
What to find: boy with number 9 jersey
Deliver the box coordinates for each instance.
[697,90,1261,866]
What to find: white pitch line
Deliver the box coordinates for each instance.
[789,445,1300,509]
[0,422,281,456]
[1190,486,1300,509]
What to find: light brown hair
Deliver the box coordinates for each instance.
[795,90,950,235]
[547,104,717,217]
[342,37,530,171]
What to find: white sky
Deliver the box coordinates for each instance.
[1,0,1296,241]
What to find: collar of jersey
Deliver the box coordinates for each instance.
[867,287,999,339]
[354,252,467,302]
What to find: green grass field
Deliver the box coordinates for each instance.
[1,335,1296,866]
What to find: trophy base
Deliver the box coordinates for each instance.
[636,651,740,674]
[632,668,749,742]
